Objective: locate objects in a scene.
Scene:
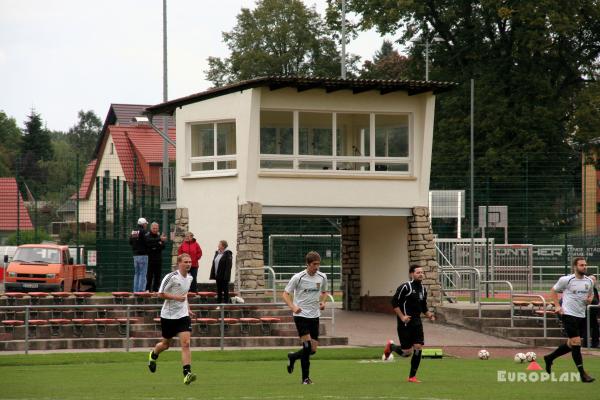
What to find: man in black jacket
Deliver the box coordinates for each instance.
[383,265,435,383]
[145,222,167,292]
[129,217,148,292]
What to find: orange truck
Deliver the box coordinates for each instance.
[3,244,89,292]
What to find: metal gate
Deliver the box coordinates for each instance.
[437,238,533,295]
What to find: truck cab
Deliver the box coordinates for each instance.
[4,244,87,292]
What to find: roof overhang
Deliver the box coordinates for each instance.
[145,75,458,116]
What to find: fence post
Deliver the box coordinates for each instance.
[76,154,80,263]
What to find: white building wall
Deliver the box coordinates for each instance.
[78,134,127,224]
[359,216,408,296]
[175,89,258,282]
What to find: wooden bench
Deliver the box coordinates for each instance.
[239,317,260,336]
[94,318,119,336]
[195,317,218,335]
[71,318,95,337]
[112,292,132,304]
[48,318,70,336]
[259,317,281,335]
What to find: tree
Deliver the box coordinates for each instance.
[360,40,410,80]
[67,110,102,163]
[205,0,359,86]
[329,0,600,241]
[19,110,54,196]
[0,111,22,176]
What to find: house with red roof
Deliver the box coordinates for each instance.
[68,104,175,224]
[0,177,34,244]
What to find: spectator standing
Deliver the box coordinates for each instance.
[129,217,148,292]
[146,222,167,292]
[210,240,233,305]
[178,232,202,292]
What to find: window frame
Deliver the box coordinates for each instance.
[259,109,413,175]
[188,120,237,176]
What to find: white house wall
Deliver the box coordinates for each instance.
[78,134,127,224]
[175,90,258,282]
[359,216,408,297]
[248,88,434,209]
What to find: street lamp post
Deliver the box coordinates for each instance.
[415,36,444,81]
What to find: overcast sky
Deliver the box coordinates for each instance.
[0,0,397,132]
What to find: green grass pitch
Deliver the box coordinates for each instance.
[0,348,598,399]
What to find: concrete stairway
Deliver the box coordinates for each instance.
[436,303,569,347]
[0,294,348,351]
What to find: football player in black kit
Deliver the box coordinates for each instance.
[383,265,435,383]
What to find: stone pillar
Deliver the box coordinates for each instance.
[341,216,361,310]
[171,207,189,269]
[236,202,265,297]
[408,207,441,306]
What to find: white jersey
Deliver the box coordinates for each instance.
[284,270,327,319]
[553,274,593,318]
[158,270,193,319]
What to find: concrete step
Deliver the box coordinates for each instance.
[511,337,567,347]
[0,335,348,351]
[463,317,561,329]
[482,326,563,337]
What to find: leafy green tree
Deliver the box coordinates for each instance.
[206,0,359,86]
[360,40,410,80]
[0,111,22,176]
[67,110,102,163]
[328,0,600,241]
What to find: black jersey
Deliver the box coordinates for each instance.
[391,280,428,319]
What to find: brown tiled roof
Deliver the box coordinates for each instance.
[0,178,33,231]
[70,159,97,200]
[146,75,458,116]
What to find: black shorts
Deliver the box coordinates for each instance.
[397,318,424,349]
[161,316,192,339]
[294,316,319,341]
[561,314,586,339]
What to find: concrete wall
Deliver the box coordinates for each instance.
[359,216,408,312]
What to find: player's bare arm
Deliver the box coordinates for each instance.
[550,287,562,314]
[282,290,301,314]
[319,292,327,310]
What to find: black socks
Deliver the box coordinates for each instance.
[151,351,158,360]
[571,346,585,375]
[183,364,191,376]
[546,343,571,362]
[301,341,311,381]
[409,349,422,378]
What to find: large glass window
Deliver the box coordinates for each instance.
[260,111,293,155]
[190,121,236,173]
[375,114,409,157]
[336,113,370,157]
[299,112,332,156]
[259,110,411,174]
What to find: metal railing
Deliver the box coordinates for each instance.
[477,280,513,325]
[2,297,338,354]
[237,266,277,302]
[439,267,481,304]
[511,294,549,338]
[586,304,600,349]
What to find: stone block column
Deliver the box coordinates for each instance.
[171,207,189,269]
[236,202,265,297]
[341,216,361,310]
[408,207,441,306]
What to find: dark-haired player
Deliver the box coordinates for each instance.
[383,265,435,383]
[543,257,595,383]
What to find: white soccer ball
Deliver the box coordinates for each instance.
[525,351,536,362]
[514,352,527,363]
[478,349,490,360]
[381,352,394,362]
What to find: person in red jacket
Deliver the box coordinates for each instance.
[177,232,202,292]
